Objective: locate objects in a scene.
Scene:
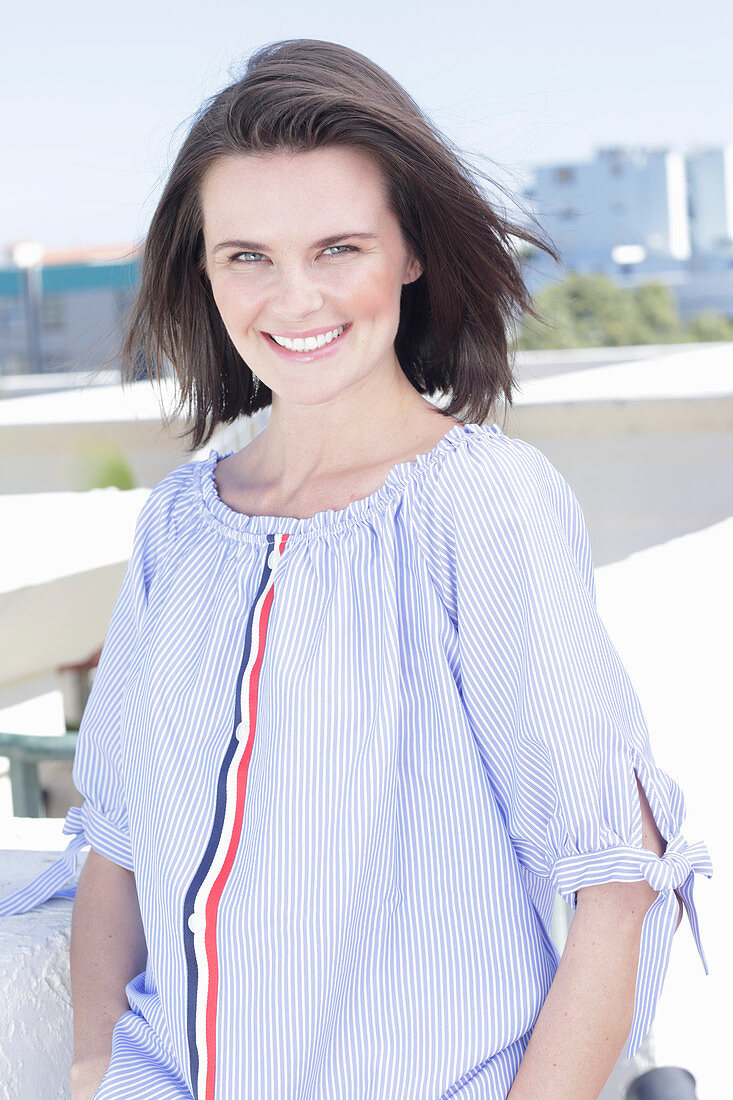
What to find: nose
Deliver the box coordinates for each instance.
[268,263,325,322]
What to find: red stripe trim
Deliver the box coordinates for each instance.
[201,581,276,1100]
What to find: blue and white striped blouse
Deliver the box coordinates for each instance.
[1,420,713,1099]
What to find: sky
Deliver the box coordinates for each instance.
[3,0,731,251]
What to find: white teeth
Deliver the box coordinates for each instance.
[270,324,346,351]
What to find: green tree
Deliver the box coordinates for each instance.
[632,282,685,343]
[84,447,136,490]
[684,310,733,342]
[519,273,643,349]
[518,273,733,350]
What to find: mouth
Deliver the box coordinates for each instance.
[265,322,350,354]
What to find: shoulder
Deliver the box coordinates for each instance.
[421,422,573,533]
[131,453,206,557]
[142,453,203,512]
[415,423,595,597]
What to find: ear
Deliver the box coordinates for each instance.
[403,254,424,285]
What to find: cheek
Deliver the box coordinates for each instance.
[211,280,264,331]
[343,264,402,320]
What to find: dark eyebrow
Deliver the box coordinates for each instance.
[213,232,378,253]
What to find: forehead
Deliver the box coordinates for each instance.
[200,147,391,236]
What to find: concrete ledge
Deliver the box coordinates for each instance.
[1,821,86,1100]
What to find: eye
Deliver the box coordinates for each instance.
[226,245,356,264]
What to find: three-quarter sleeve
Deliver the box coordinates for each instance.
[72,462,199,871]
[416,427,713,1058]
[0,467,191,917]
[70,485,161,869]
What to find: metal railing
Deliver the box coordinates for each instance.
[627,1066,699,1097]
[0,730,78,817]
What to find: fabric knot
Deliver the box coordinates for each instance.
[62,805,84,837]
[625,831,713,1058]
[0,804,90,916]
[638,834,713,894]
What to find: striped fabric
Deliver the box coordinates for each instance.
[182,531,289,1100]
[0,420,712,1099]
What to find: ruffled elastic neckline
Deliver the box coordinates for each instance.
[197,420,500,541]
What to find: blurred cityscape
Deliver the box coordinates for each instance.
[0,241,140,380]
[523,143,733,314]
[2,143,733,380]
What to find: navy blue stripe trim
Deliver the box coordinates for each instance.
[183,535,276,1096]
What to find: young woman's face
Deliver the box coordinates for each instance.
[201,146,423,411]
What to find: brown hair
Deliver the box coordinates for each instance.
[122,38,558,451]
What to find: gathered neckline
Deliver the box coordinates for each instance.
[197,420,501,541]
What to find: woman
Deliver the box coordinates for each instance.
[1,39,712,1100]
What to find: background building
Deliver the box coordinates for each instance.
[526,146,690,272]
[0,244,140,377]
[524,144,733,320]
[687,146,733,259]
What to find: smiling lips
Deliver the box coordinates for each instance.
[267,323,348,352]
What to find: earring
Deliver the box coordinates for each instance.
[251,371,260,397]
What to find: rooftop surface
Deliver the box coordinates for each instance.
[1,342,731,425]
[516,341,733,403]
